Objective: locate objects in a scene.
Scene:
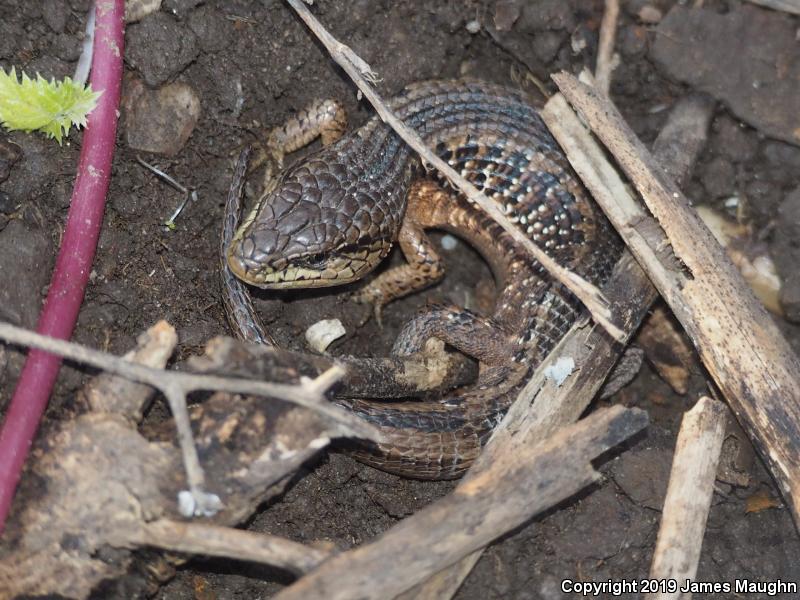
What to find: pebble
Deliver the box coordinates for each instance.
[124,79,201,156]
[531,30,563,64]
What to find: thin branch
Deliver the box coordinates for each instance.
[285,0,624,342]
[406,92,715,600]
[595,0,620,95]
[134,519,333,576]
[274,406,648,600]
[645,397,727,600]
[0,321,375,438]
[0,319,381,517]
[551,71,800,527]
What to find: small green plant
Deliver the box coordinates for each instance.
[0,67,101,144]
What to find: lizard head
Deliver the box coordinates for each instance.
[227,159,397,289]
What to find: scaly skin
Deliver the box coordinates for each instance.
[224,80,622,479]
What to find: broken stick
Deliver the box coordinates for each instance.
[645,397,727,600]
[549,72,800,527]
[273,406,648,600]
[407,92,715,600]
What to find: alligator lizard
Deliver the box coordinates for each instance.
[223,79,622,479]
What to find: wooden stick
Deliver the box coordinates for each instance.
[645,397,727,600]
[0,319,379,517]
[744,0,800,15]
[406,92,714,600]
[551,72,800,527]
[285,0,623,342]
[273,406,648,600]
[133,519,333,576]
[595,0,620,95]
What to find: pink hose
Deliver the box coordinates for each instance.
[0,0,125,533]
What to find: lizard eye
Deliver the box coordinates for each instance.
[304,253,329,269]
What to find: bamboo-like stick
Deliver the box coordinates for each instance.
[273,406,648,600]
[407,92,715,600]
[549,72,800,527]
[645,397,727,600]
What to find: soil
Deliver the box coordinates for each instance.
[1,1,800,599]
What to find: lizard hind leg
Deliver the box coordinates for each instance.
[352,180,454,323]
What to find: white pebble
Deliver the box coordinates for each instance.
[441,234,459,250]
[306,319,347,352]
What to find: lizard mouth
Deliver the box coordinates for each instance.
[226,240,390,289]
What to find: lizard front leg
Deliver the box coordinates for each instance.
[352,180,450,323]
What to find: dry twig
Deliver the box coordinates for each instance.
[645,397,727,600]
[0,323,364,598]
[285,0,623,342]
[133,519,333,576]
[743,0,800,15]
[0,320,380,517]
[549,72,800,526]
[274,405,648,600]
[595,0,620,95]
[408,91,715,600]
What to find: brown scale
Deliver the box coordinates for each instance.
[223,80,623,479]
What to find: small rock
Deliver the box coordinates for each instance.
[124,79,201,156]
[126,12,199,86]
[518,0,575,32]
[42,0,68,33]
[701,156,736,199]
[619,25,647,58]
[125,0,162,23]
[494,0,521,32]
[465,19,481,34]
[637,5,663,24]
[0,219,54,328]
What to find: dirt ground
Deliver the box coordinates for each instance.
[1,0,800,598]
